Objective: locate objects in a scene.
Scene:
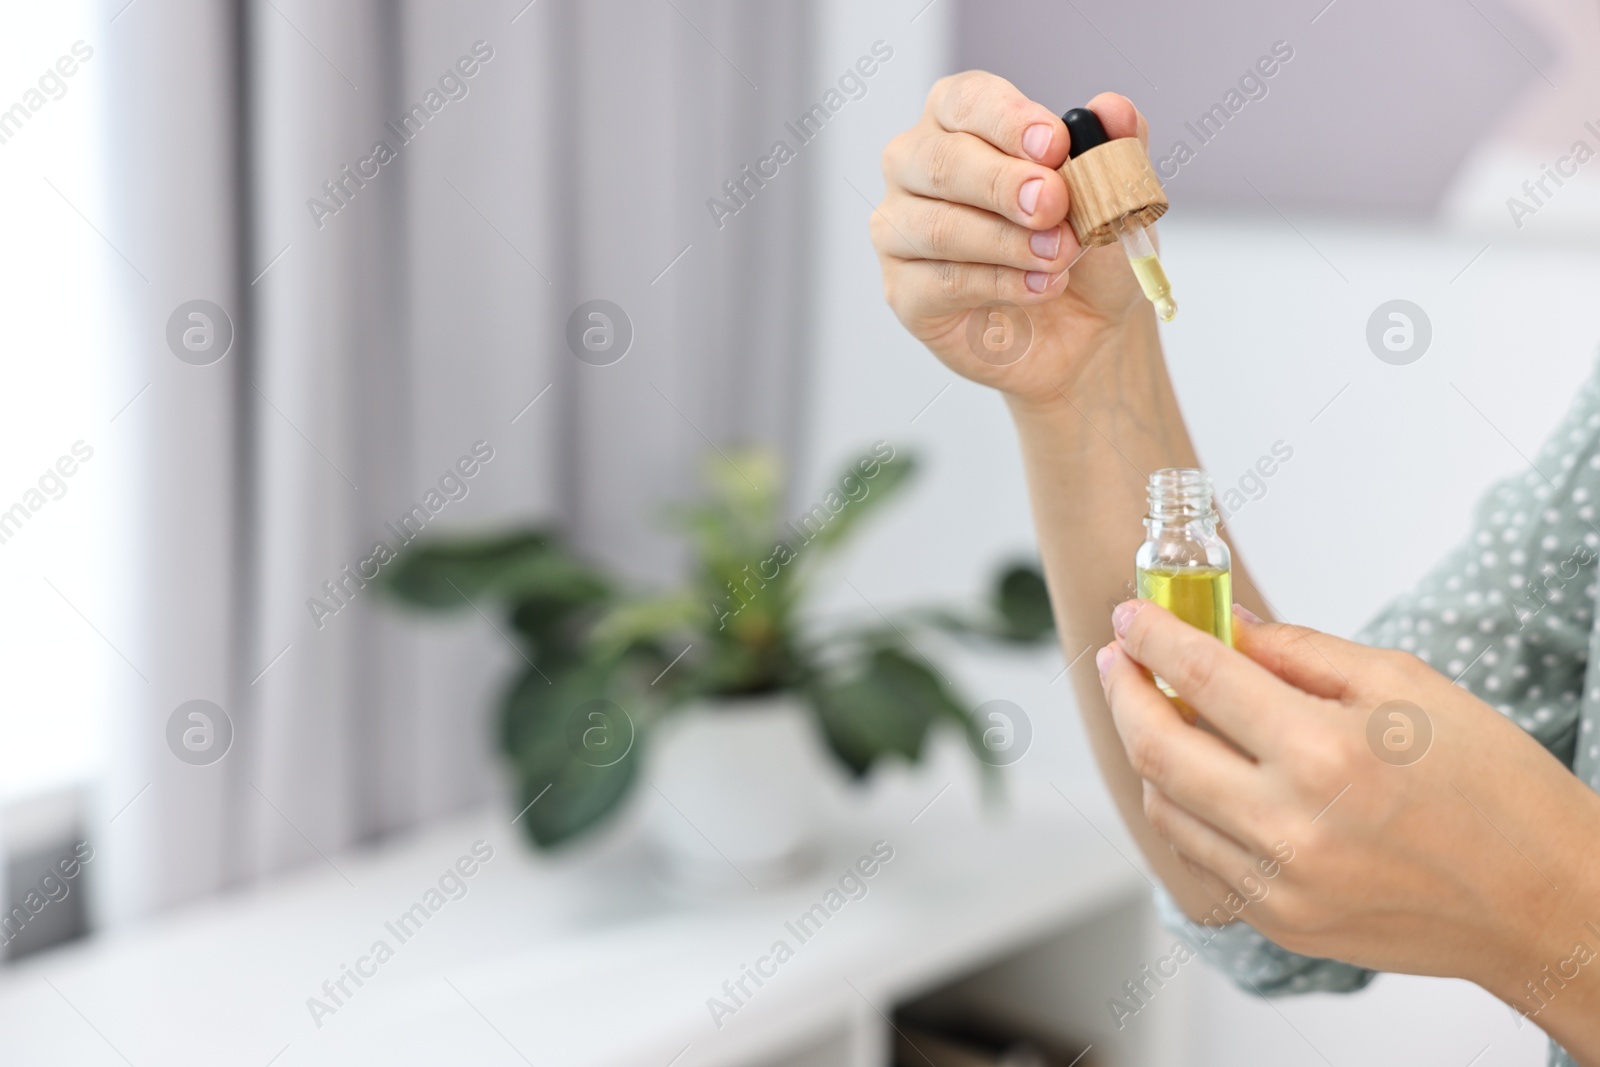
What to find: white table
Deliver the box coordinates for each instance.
[0,785,1181,1067]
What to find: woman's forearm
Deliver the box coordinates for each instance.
[1006,310,1272,918]
[1482,822,1600,1065]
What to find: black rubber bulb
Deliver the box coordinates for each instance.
[1061,107,1109,159]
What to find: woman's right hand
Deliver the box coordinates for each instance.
[878,78,1230,943]
[872,74,1155,406]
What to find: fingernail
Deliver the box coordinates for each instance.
[1025,270,1053,293]
[1112,598,1145,636]
[1095,645,1113,681]
[1021,123,1053,161]
[1233,603,1262,624]
[1029,227,1061,260]
[1018,177,1043,216]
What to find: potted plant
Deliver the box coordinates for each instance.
[382,443,1052,886]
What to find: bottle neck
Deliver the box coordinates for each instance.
[1144,468,1218,536]
[1144,515,1219,542]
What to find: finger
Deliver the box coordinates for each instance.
[1231,605,1354,701]
[873,193,1081,273]
[1143,781,1258,888]
[891,129,1068,229]
[1174,850,1249,924]
[881,256,1069,318]
[1082,91,1148,150]
[1112,599,1298,756]
[1098,642,1275,851]
[929,70,1070,166]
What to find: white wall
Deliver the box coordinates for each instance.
[802,1,1600,1063]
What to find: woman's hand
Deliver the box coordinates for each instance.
[1096,600,1600,1020]
[871,74,1153,406]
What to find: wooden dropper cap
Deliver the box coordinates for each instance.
[1058,107,1168,249]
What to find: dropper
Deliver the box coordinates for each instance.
[1061,107,1177,322]
[1113,215,1177,322]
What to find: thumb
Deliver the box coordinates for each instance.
[1084,91,1147,150]
[1231,604,1354,701]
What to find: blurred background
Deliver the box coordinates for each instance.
[1,0,1596,1063]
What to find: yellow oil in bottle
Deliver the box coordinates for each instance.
[1135,565,1232,706]
[1128,255,1177,322]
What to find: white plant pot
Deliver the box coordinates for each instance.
[644,693,827,891]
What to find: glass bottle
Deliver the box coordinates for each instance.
[1134,468,1232,709]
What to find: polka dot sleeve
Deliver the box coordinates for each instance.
[1151,884,1377,995]
[1352,425,1597,767]
[1352,363,1600,766]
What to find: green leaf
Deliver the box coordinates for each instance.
[499,660,642,849]
[808,646,969,777]
[799,449,917,553]
[910,563,1055,644]
[994,562,1055,641]
[587,593,703,658]
[382,528,609,610]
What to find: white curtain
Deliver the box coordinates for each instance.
[99,0,816,922]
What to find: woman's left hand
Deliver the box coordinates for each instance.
[1096,599,1600,1017]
